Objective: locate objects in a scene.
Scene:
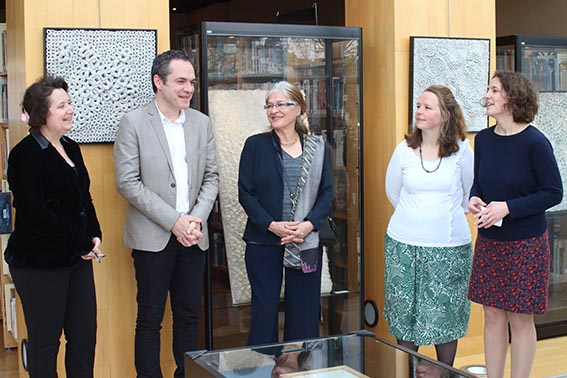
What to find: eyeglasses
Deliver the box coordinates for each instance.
[264,102,297,111]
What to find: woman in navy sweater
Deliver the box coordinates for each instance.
[468,71,562,378]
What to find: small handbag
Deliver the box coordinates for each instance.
[319,216,338,244]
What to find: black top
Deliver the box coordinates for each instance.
[471,125,563,241]
[5,129,102,268]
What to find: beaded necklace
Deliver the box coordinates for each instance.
[419,145,442,173]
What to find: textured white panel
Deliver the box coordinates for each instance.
[411,37,490,132]
[44,28,156,143]
[209,89,268,305]
[209,89,333,305]
[534,92,567,212]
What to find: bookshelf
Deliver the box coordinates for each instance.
[496,35,567,92]
[177,22,363,349]
[0,21,15,350]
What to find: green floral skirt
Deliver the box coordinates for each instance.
[383,234,473,345]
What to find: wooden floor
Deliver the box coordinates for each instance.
[0,331,565,377]
[420,335,567,378]
[0,333,18,378]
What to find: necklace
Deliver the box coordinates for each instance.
[280,135,299,147]
[419,145,442,173]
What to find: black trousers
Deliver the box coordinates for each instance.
[245,244,322,346]
[10,260,97,378]
[132,235,206,378]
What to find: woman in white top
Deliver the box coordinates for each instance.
[384,85,474,366]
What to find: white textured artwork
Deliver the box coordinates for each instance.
[534,92,567,212]
[209,89,333,305]
[410,37,490,132]
[44,28,156,143]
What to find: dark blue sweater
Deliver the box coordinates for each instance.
[471,125,563,241]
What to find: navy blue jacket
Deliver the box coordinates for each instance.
[238,131,333,245]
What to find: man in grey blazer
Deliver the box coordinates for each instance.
[114,50,218,378]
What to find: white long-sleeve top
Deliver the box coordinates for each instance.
[385,139,474,247]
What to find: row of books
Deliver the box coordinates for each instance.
[298,78,327,115]
[0,77,7,123]
[0,24,6,73]
[525,51,567,91]
[551,238,567,276]
[207,39,286,78]
[497,47,567,91]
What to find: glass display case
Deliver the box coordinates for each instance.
[497,35,567,339]
[185,331,476,378]
[496,35,567,92]
[177,22,363,349]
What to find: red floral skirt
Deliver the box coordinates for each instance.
[468,231,550,314]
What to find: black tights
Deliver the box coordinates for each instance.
[397,339,458,366]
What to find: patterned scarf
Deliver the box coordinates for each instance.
[283,134,319,273]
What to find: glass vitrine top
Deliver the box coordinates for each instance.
[186,332,475,377]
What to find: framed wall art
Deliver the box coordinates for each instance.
[44,28,157,143]
[409,36,490,132]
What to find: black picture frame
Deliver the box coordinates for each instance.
[44,27,158,143]
[409,36,490,133]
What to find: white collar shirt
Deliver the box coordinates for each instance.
[156,102,190,214]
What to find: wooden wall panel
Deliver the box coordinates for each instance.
[7,0,170,376]
[345,0,397,340]
[346,0,496,345]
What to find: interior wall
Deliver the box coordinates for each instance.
[497,0,567,36]
[7,0,171,377]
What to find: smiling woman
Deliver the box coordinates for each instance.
[5,76,104,377]
[384,85,473,367]
[238,80,333,346]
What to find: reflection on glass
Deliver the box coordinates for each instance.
[186,333,476,377]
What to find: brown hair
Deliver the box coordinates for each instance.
[492,70,539,123]
[405,85,467,158]
[22,76,69,130]
[266,81,310,135]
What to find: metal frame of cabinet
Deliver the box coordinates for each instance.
[177,21,364,350]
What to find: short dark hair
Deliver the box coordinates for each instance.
[492,70,539,123]
[151,50,193,93]
[22,76,69,130]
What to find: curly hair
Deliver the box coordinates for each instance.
[405,85,467,158]
[22,76,69,130]
[492,70,539,123]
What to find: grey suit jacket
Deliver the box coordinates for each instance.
[114,101,219,252]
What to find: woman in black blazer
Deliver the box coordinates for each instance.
[238,81,333,345]
[5,76,104,378]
